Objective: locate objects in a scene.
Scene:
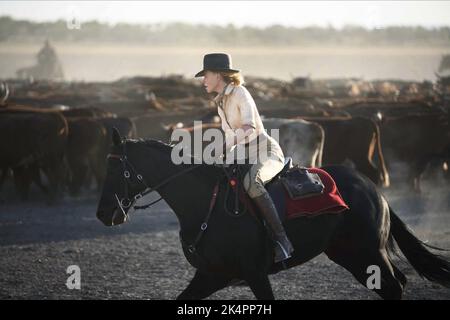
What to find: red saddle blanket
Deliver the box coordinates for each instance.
[284,167,349,219]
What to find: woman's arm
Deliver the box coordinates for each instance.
[223,124,255,154]
[220,86,258,157]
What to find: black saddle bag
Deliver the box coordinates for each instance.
[281,166,325,200]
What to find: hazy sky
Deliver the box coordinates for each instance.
[1,1,449,28]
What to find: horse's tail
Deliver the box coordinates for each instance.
[129,118,138,139]
[373,121,390,187]
[315,124,325,167]
[389,206,450,288]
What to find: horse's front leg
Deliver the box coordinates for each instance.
[177,270,232,300]
[244,272,275,300]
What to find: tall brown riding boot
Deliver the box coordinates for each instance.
[253,191,294,263]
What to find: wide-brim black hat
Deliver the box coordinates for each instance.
[195,53,240,77]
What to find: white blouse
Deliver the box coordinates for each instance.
[214,83,267,152]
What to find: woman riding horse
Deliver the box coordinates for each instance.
[195,53,294,262]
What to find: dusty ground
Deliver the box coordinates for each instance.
[0,179,449,300]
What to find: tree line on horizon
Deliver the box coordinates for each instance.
[0,16,449,46]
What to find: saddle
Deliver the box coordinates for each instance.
[268,158,325,199]
[224,157,348,222]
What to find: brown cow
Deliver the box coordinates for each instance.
[61,107,131,193]
[380,113,449,192]
[0,107,68,201]
[298,116,390,187]
[341,100,441,120]
[61,106,114,119]
[65,118,108,195]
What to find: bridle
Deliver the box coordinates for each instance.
[106,142,202,224]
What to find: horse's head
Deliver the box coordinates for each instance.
[96,128,148,226]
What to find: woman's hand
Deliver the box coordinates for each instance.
[221,141,228,157]
[228,124,255,147]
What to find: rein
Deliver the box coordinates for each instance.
[221,163,249,217]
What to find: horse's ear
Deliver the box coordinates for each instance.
[112,127,122,146]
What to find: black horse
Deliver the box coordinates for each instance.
[96,129,450,300]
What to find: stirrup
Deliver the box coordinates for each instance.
[274,240,292,262]
[276,240,292,258]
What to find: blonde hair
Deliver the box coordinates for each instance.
[219,71,244,86]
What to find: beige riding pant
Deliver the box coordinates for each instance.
[242,135,285,198]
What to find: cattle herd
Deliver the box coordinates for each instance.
[0,74,449,204]
[0,82,137,203]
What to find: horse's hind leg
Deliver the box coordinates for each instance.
[326,249,404,300]
[391,263,407,288]
[370,251,405,300]
[177,270,232,300]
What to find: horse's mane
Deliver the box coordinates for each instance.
[121,137,173,150]
[125,138,223,179]
[143,138,177,153]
